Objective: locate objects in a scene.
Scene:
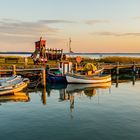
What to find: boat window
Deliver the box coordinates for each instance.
[50,69,62,75]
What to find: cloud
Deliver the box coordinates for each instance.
[85,20,110,25]
[0,18,59,38]
[91,31,140,37]
[39,19,75,24]
[132,16,140,20]
[0,18,74,50]
[0,19,75,38]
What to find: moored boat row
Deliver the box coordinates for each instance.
[46,67,111,84]
[0,63,112,96]
[0,75,29,96]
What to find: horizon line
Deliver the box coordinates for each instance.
[0,52,140,55]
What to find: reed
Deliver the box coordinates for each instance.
[68,57,97,65]
[99,56,140,63]
[0,56,34,65]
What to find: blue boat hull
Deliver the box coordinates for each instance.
[47,74,67,83]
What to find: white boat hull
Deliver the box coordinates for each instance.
[66,74,111,84]
[0,81,28,95]
[0,76,29,96]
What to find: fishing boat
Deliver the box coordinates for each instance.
[47,68,67,83]
[66,73,111,84]
[0,76,29,96]
[0,75,21,83]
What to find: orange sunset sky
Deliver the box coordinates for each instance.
[0,0,140,53]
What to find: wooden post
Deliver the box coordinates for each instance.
[24,57,28,66]
[75,63,77,72]
[0,66,1,77]
[13,65,16,75]
[132,62,136,74]
[41,68,46,87]
[61,49,63,61]
[116,75,119,88]
[63,63,65,74]
[116,62,119,75]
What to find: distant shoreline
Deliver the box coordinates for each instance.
[0,52,140,55]
[65,52,140,55]
[0,52,32,54]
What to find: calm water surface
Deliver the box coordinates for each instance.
[0,80,140,140]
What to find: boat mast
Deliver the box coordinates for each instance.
[69,38,72,57]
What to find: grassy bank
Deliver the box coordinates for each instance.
[0,55,59,67]
[0,56,34,65]
[1,55,140,66]
[99,56,140,63]
[68,56,140,64]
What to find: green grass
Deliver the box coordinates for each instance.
[1,55,139,67]
[99,56,140,63]
[68,56,140,64]
[0,56,34,65]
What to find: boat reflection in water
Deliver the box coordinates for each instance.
[0,92,30,104]
[47,82,112,110]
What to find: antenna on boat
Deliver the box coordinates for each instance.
[69,38,72,57]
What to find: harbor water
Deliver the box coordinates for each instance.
[0,78,140,140]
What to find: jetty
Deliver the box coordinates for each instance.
[0,61,140,77]
[0,64,46,87]
[101,62,140,74]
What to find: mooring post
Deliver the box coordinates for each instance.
[0,66,1,77]
[24,57,28,66]
[63,63,65,75]
[132,61,136,74]
[116,62,119,75]
[75,63,77,71]
[13,65,16,75]
[116,75,119,88]
[41,68,46,87]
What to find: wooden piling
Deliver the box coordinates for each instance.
[116,62,119,75]
[132,62,136,74]
[13,65,16,75]
[0,66,1,77]
[63,63,65,74]
[24,57,28,66]
[75,63,77,71]
[115,75,119,88]
[41,68,46,87]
